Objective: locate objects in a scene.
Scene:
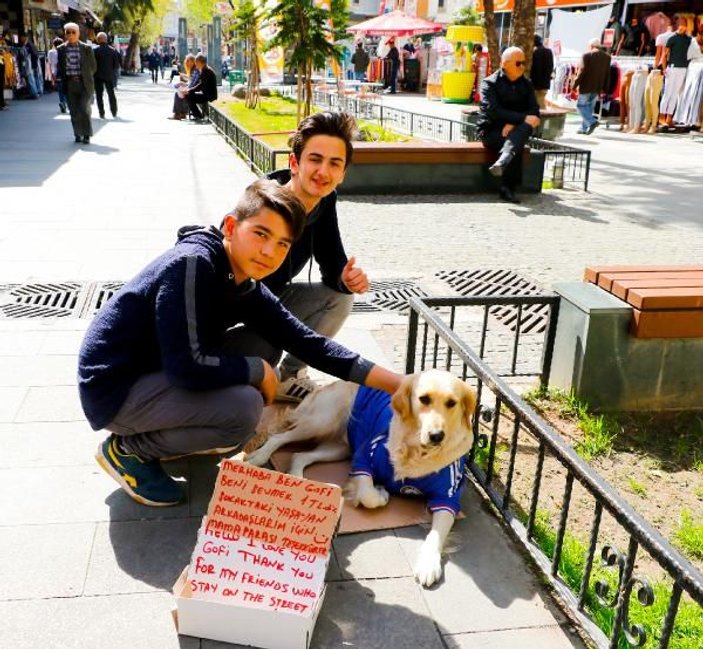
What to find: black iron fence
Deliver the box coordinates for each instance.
[406,295,703,649]
[209,104,288,176]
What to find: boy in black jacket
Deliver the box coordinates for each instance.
[255,111,368,402]
[81,179,401,507]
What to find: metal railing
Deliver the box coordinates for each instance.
[209,104,289,176]
[406,295,703,649]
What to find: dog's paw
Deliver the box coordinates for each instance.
[359,485,390,509]
[244,448,270,467]
[414,545,443,588]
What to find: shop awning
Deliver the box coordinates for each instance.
[475,0,613,12]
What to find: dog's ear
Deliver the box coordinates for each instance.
[461,383,478,430]
[391,374,417,422]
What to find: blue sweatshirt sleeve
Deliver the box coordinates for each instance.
[243,283,372,383]
[155,255,264,389]
[425,459,466,516]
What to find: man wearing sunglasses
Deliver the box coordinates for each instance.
[477,47,540,204]
[57,22,97,144]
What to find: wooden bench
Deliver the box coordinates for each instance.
[341,141,543,195]
[584,265,703,338]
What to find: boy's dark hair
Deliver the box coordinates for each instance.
[53,37,63,47]
[230,179,306,241]
[195,53,207,64]
[289,111,357,169]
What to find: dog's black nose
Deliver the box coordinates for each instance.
[429,431,444,445]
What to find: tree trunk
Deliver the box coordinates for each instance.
[246,37,260,109]
[296,62,303,123]
[124,28,141,73]
[511,0,536,73]
[482,0,500,74]
[304,60,312,118]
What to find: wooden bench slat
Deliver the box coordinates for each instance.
[632,309,703,338]
[611,278,703,300]
[627,287,703,310]
[584,265,703,284]
[350,141,529,166]
[595,271,703,291]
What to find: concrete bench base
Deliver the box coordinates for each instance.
[551,282,703,411]
[339,142,544,195]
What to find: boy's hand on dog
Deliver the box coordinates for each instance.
[341,257,369,294]
[258,360,278,405]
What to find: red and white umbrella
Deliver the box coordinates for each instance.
[348,10,444,37]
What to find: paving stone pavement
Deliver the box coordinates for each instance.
[2,73,699,649]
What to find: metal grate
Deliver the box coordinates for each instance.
[436,269,550,334]
[352,279,429,315]
[84,281,124,317]
[0,282,85,319]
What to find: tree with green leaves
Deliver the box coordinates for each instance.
[101,0,156,72]
[265,0,347,122]
[230,0,263,109]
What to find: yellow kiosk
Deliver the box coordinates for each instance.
[441,25,484,104]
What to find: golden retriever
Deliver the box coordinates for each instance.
[246,369,477,587]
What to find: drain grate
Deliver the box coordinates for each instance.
[84,281,124,317]
[352,279,428,315]
[0,282,85,319]
[436,269,550,334]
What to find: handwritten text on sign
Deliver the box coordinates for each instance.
[204,460,342,555]
[187,460,342,615]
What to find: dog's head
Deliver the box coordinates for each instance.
[389,370,477,477]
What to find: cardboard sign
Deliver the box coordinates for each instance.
[175,460,343,648]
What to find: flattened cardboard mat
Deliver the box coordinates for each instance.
[251,405,432,534]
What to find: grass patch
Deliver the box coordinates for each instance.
[523,508,703,648]
[523,387,617,460]
[627,477,648,497]
[673,510,703,560]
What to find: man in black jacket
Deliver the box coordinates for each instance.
[477,47,540,204]
[573,38,611,135]
[531,34,554,108]
[185,53,217,122]
[93,32,121,118]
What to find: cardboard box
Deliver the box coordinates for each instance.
[173,459,342,649]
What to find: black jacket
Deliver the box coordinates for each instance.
[77,226,372,430]
[531,45,554,91]
[477,70,540,136]
[93,43,121,82]
[265,169,350,295]
[574,49,611,95]
[191,65,218,101]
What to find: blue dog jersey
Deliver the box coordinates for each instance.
[347,386,467,515]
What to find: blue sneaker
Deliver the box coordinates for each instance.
[95,435,182,507]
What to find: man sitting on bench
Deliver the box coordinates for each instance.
[184,53,217,123]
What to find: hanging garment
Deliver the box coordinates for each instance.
[660,66,688,114]
[673,62,703,126]
[620,69,634,128]
[628,68,648,131]
[643,69,664,131]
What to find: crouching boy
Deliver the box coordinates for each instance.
[79,179,401,507]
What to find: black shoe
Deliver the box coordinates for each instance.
[499,186,521,204]
[59,103,67,113]
[99,113,105,119]
[82,136,90,144]
[586,120,600,135]
[74,135,81,143]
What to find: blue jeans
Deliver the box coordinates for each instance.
[354,71,365,81]
[577,92,598,131]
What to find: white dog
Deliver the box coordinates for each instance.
[246,369,477,587]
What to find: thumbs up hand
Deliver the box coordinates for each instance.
[341,256,369,294]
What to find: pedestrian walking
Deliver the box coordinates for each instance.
[384,38,400,94]
[93,32,121,119]
[478,47,541,204]
[57,22,97,144]
[351,42,369,82]
[147,47,160,83]
[573,38,611,134]
[531,34,554,109]
[81,178,402,507]
[18,33,41,98]
[47,37,67,113]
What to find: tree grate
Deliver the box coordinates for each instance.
[436,269,550,334]
[352,279,428,315]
